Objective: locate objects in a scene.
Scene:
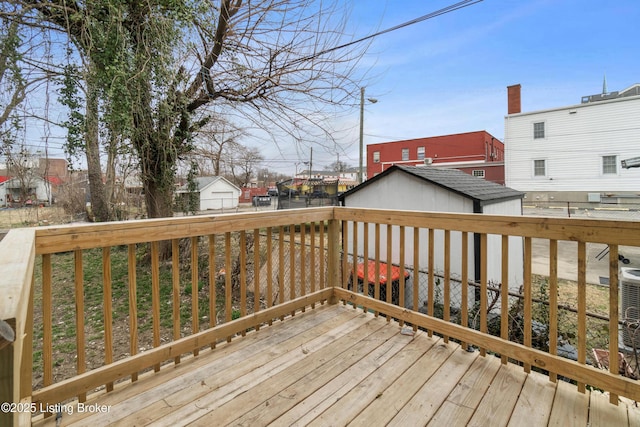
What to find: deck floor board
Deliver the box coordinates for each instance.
[32,304,635,427]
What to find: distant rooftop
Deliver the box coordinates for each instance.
[581,83,640,104]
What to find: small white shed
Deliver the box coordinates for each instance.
[177,176,241,211]
[340,165,525,310]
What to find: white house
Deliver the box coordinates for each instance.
[0,176,54,206]
[176,176,241,211]
[504,83,640,203]
[340,165,524,310]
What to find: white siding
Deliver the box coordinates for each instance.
[200,179,240,210]
[481,199,524,291]
[505,95,640,192]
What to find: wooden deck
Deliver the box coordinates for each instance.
[33,303,639,427]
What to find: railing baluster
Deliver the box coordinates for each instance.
[239,231,247,335]
[501,235,509,364]
[278,227,285,317]
[413,227,419,332]
[266,228,274,319]
[192,236,200,353]
[428,228,434,337]
[171,239,181,363]
[523,236,532,372]
[443,230,450,342]
[42,254,53,388]
[300,223,306,309]
[310,223,316,309]
[549,239,558,382]
[127,244,138,382]
[342,220,348,302]
[225,232,232,341]
[74,250,86,402]
[386,224,393,313]
[102,248,114,391]
[374,223,380,317]
[319,221,325,293]
[254,229,261,327]
[577,241,587,392]
[480,234,487,357]
[461,231,468,349]
[327,219,341,303]
[609,244,619,405]
[363,222,369,313]
[399,225,406,326]
[351,221,358,310]
[151,241,161,371]
[209,234,217,347]
[289,224,296,315]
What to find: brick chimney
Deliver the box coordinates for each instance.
[507,84,521,114]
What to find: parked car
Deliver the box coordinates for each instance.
[252,195,272,207]
[280,188,299,197]
[311,190,329,198]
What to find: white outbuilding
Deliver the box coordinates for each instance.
[177,176,241,211]
[339,165,525,310]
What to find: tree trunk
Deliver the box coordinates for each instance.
[85,77,111,222]
[143,177,174,219]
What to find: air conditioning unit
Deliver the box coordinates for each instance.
[621,268,640,348]
[424,157,433,165]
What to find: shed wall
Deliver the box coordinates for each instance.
[344,171,524,310]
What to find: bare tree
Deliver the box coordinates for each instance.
[192,119,245,176]
[225,145,264,187]
[5,0,368,225]
[0,11,52,144]
[4,146,39,205]
[325,160,351,172]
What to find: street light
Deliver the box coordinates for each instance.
[359,87,377,184]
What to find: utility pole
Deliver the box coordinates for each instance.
[358,87,365,184]
[358,87,377,184]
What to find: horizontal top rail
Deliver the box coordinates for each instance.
[35,206,640,255]
[334,207,640,245]
[35,207,335,254]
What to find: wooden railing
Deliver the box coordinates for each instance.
[1,206,640,425]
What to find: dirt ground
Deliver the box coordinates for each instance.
[0,206,71,229]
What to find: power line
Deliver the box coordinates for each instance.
[287,0,484,66]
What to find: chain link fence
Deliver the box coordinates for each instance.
[343,252,629,373]
[524,201,640,221]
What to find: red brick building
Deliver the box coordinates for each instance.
[366,130,505,185]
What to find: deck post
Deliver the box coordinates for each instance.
[0,229,36,427]
[327,217,341,304]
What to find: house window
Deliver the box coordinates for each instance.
[533,122,545,139]
[534,159,546,177]
[602,155,617,174]
[402,148,409,161]
[373,151,380,163]
[472,170,485,178]
[417,146,425,160]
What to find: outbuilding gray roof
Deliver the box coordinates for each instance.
[341,165,523,205]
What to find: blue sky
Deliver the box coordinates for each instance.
[277,0,640,173]
[19,0,640,176]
